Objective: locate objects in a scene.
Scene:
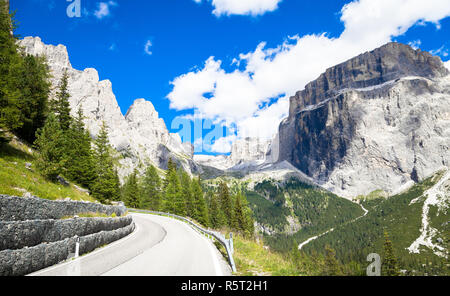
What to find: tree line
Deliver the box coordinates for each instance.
[33,69,121,204]
[0,1,50,145]
[0,2,122,204]
[122,158,255,235]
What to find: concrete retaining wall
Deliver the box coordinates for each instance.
[0,223,135,276]
[0,216,133,251]
[0,195,127,221]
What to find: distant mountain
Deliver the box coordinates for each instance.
[18,37,197,179]
[278,42,450,198]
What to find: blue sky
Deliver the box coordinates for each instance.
[11,0,450,154]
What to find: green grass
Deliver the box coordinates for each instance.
[232,234,300,276]
[0,139,95,202]
[60,212,121,219]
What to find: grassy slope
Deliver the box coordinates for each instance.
[0,139,95,201]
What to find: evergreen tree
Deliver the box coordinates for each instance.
[64,106,95,189]
[51,69,72,131]
[219,182,234,228]
[323,245,344,276]
[173,170,186,216]
[181,171,195,218]
[13,54,50,144]
[0,0,21,143]
[233,191,247,231]
[209,192,226,229]
[192,176,209,227]
[122,169,140,208]
[163,162,183,214]
[141,164,162,210]
[34,113,64,181]
[91,121,120,203]
[244,204,255,236]
[163,158,176,190]
[382,230,400,276]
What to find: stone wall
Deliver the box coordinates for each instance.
[0,195,134,276]
[0,216,132,251]
[0,223,135,276]
[0,195,127,221]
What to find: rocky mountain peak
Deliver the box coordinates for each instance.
[279,42,450,198]
[18,36,196,178]
[289,42,449,116]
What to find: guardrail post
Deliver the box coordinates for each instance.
[75,236,80,258]
[229,233,234,255]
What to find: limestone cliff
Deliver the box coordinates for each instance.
[18,37,195,179]
[278,42,450,198]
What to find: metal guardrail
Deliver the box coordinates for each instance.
[130,209,237,273]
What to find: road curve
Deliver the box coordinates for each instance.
[28,213,231,276]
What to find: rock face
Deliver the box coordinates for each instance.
[279,42,450,198]
[194,137,272,171]
[18,37,195,178]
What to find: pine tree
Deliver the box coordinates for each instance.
[163,158,176,190]
[323,245,344,276]
[64,106,95,189]
[219,182,234,228]
[181,171,195,218]
[34,113,64,181]
[141,164,162,210]
[233,191,246,231]
[122,169,140,208]
[163,162,183,214]
[209,192,225,229]
[192,176,209,227]
[13,54,50,144]
[173,170,186,216]
[244,203,255,236]
[382,230,400,276]
[0,0,22,143]
[91,121,120,203]
[51,69,72,131]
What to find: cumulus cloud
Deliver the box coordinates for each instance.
[172,0,450,153]
[94,1,118,19]
[194,0,282,17]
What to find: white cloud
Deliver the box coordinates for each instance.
[445,60,450,71]
[144,40,153,55]
[94,1,118,19]
[194,0,282,17]
[430,45,449,57]
[209,135,237,153]
[172,0,450,153]
[408,40,422,50]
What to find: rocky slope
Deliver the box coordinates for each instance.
[278,42,450,198]
[18,37,195,179]
[194,137,273,171]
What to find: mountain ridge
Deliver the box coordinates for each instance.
[278,42,450,198]
[18,36,196,179]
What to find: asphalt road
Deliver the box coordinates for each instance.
[28,213,231,276]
